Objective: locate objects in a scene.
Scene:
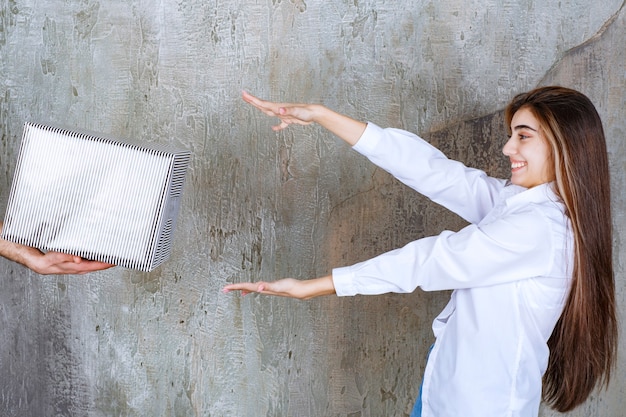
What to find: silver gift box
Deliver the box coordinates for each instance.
[1,122,191,271]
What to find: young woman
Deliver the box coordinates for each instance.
[223,87,617,416]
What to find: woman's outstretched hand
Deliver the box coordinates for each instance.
[242,91,320,131]
[223,275,336,300]
[242,91,367,146]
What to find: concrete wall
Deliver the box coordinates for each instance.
[1,0,624,416]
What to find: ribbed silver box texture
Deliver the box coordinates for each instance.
[1,122,191,271]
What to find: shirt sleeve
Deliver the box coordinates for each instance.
[332,205,557,295]
[353,122,506,224]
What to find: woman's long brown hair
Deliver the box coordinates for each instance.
[505,86,617,412]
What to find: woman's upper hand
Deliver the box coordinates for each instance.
[223,275,336,300]
[242,90,320,131]
[242,91,367,146]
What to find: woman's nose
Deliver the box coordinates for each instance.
[502,137,515,156]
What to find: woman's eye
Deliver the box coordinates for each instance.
[519,134,529,140]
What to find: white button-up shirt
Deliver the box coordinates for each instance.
[332,123,572,417]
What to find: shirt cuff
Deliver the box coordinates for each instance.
[331,266,358,297]
[352,122,384,155]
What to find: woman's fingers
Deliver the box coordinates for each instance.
[242,91,280,116]
[222,282,264,295]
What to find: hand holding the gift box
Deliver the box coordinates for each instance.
[0,221,114,275]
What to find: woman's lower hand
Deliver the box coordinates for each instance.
[223,275,335,300]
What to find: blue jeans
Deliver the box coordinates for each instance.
[409,379,424,417]
[410,345,434,417]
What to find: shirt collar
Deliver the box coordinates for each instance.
[503,182,562,207]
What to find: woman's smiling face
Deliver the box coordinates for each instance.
[503,107,555,188]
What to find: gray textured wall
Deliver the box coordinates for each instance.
[1,1,625,416]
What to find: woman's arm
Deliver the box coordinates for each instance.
[242,91,367,146]
[223,275,336,300]
[331,205,561,295]
[243,91,504,222]
[0,221,114,275]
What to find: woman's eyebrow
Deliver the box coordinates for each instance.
[512,124,538,132]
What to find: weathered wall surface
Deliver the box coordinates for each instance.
[0,1,624,416]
